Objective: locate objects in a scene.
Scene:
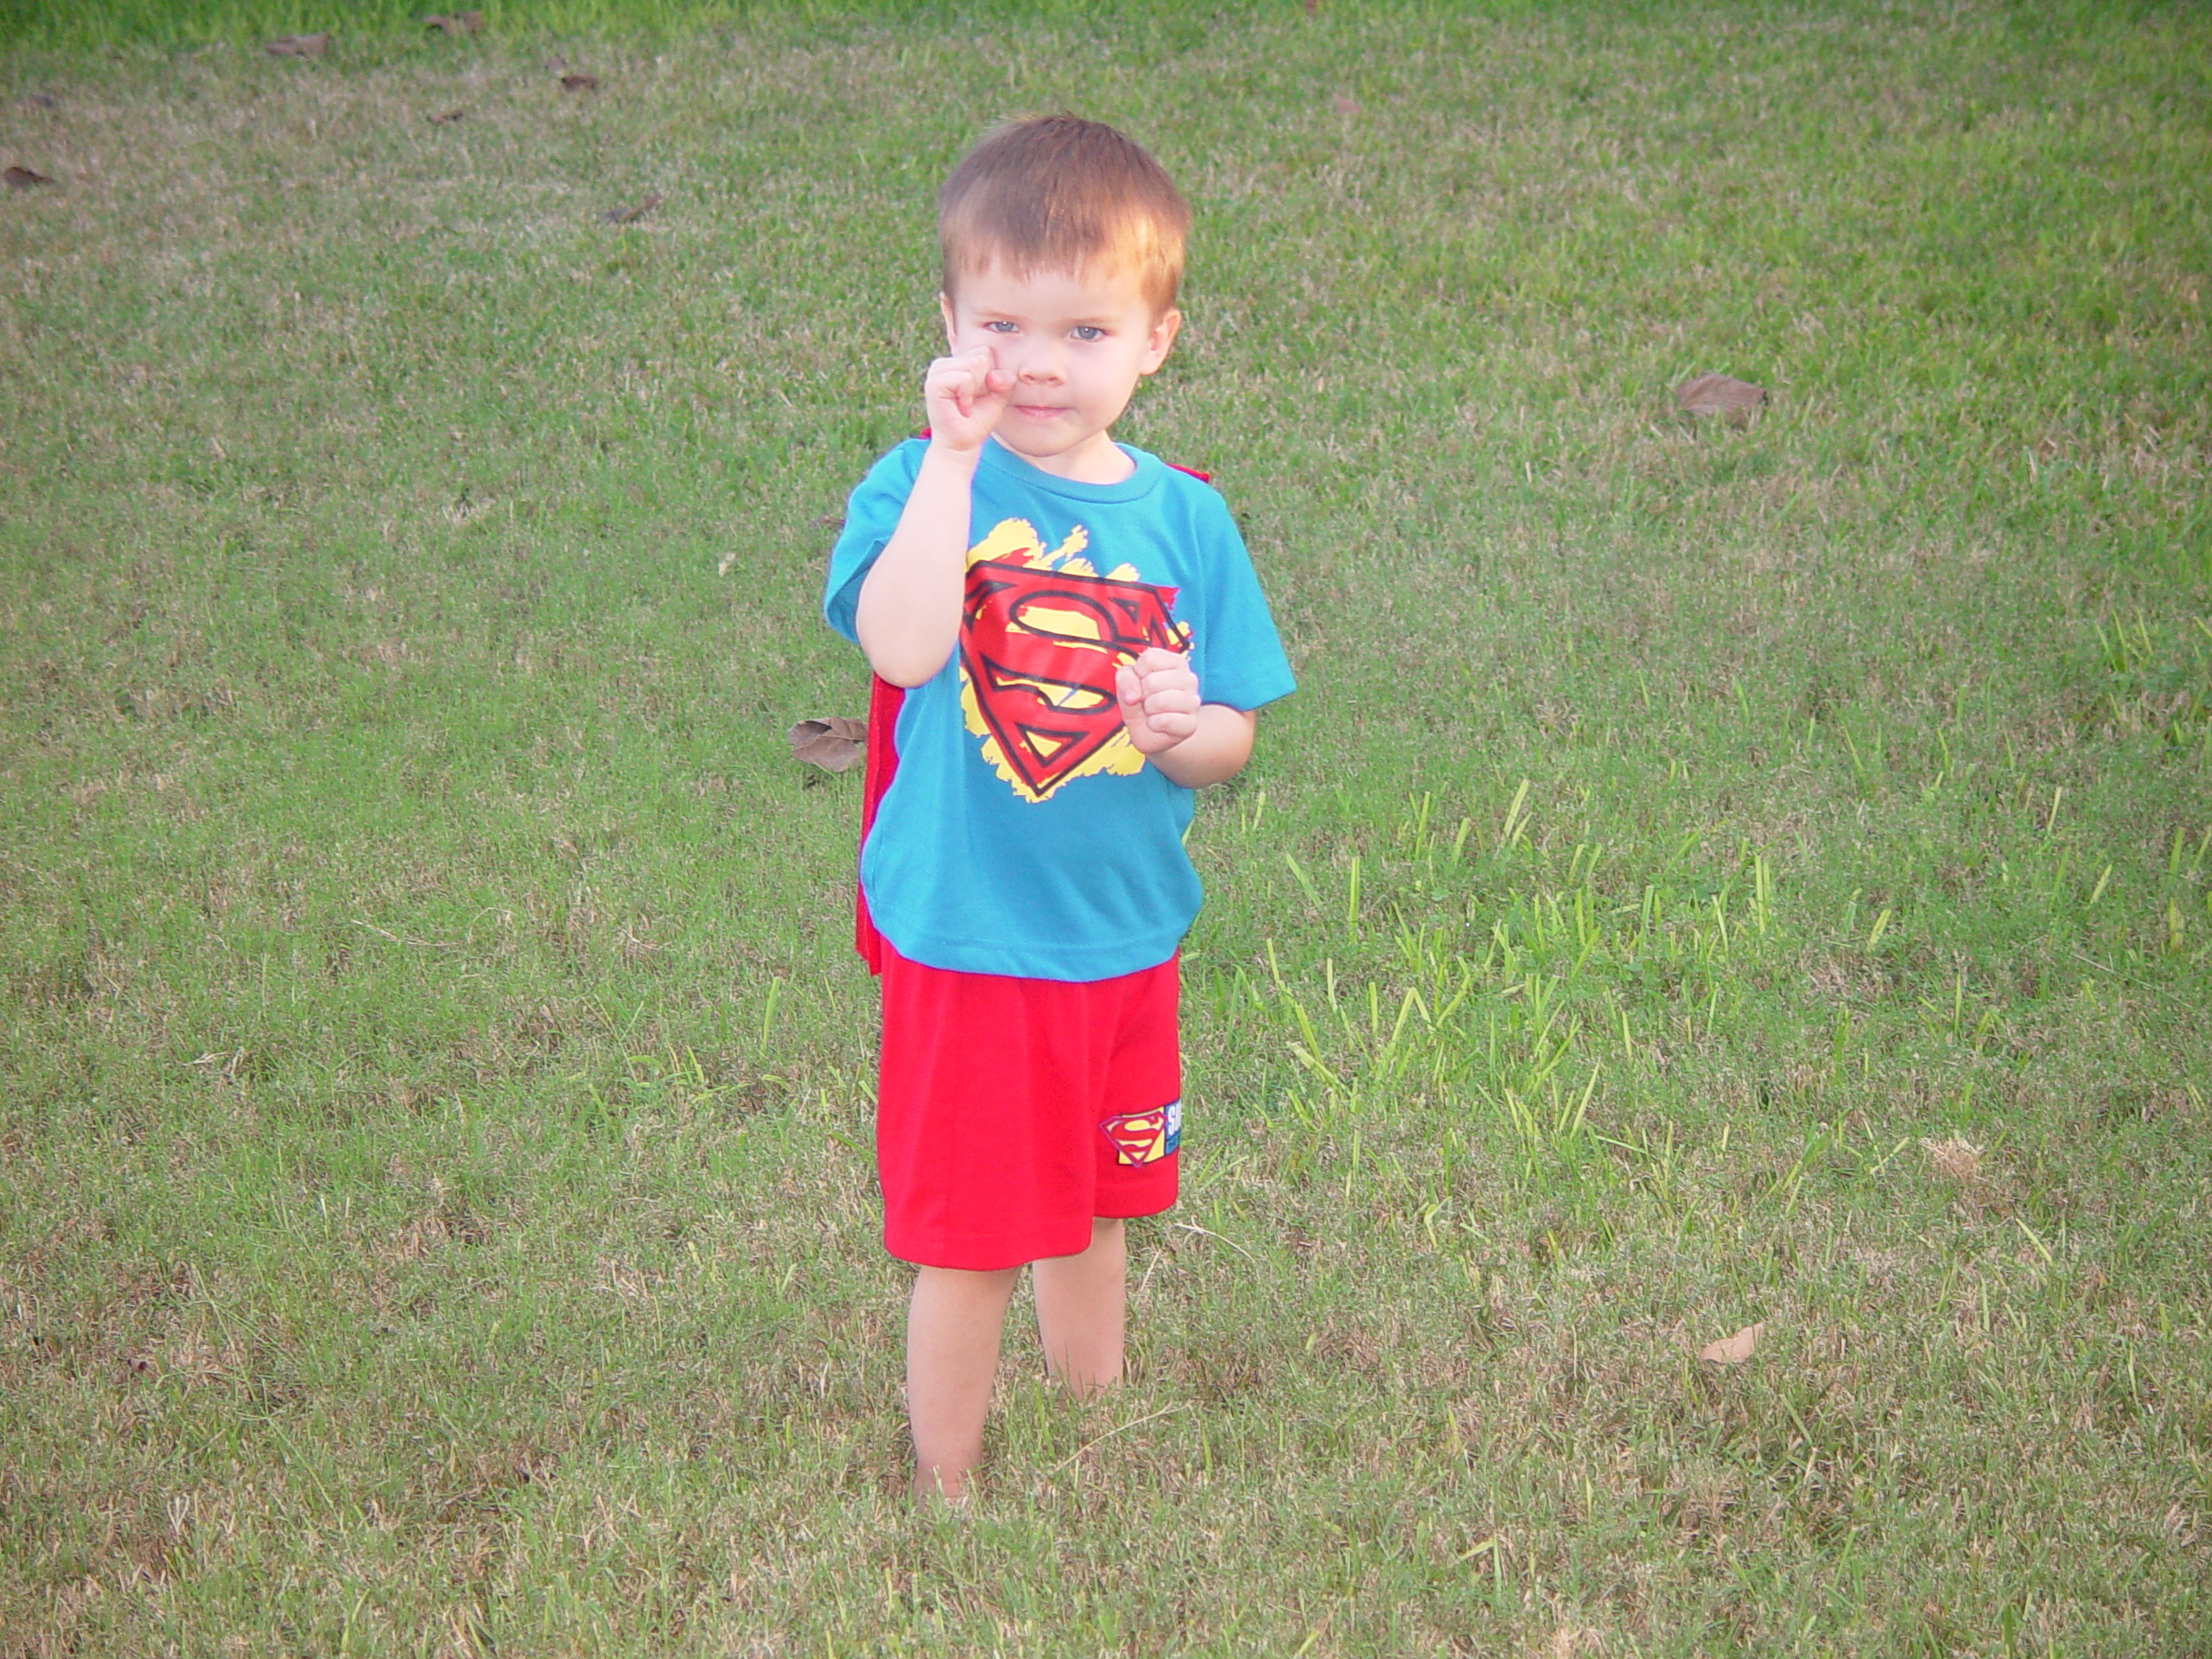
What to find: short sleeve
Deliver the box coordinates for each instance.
[1185,486,1296,714]
[823,440,925,645]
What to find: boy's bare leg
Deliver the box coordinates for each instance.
[906,1264,1020,1502]
[1032,1217,1127,1397]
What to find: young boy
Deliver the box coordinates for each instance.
[821,116,1294,1502]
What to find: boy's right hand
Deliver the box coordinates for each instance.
[924,346,1013,454]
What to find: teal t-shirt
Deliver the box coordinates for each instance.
[823,437,1295,981]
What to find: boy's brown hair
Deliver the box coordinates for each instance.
[938,116,1192,318]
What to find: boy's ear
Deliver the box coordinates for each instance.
[938,291,957,348]
[1140,307,1182,375]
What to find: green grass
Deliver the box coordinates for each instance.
[0,0,1224,53]
[3,1,2209,1653]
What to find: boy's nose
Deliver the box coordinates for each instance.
[1013,344,1065,384]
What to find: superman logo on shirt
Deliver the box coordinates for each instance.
[957,518,1192,804]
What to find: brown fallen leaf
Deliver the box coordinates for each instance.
[264,33,330,57]
[561,73,601,93]
[603,192,663,225]
[423,10,485,34]
[1332,93,1361,116]
[23,92,57,109]
[4,166,54,190]
[788,716,867,773]
[1675,372,1768,423]
[428,109,467,125]
[1699,1321,1764,1365]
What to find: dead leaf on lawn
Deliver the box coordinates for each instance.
[1675,372,1768,423]
[5,166,54,190]
[603,192,663,225]
[561,73,601,93]
[788,717,867,773]
[423,10,485,35]
[428,109,467,125]
[22,92,57,109]
[264,33,330,57]
[1699,1321,1764,1365]
[1921,1135,1982,1184]
[1332,93,1361,116]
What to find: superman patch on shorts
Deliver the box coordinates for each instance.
[1101,1098,1182,1166]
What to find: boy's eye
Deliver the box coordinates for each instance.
[983,320,1018,334]
[1071,326,1105,342]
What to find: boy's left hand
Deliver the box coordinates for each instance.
[1115,646,1200,754]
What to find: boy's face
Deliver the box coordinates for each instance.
[939,260,1180,482]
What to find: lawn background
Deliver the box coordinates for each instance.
[3,1,2209,1653]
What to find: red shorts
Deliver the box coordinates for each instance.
[875,944,1182,1271]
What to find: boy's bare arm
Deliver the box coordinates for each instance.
[1143,703,1257,789]
[1116,646,1258,789]
[855,346,1012,687]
